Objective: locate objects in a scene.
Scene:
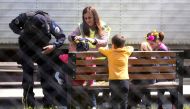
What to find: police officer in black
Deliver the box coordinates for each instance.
[9,10,67,109]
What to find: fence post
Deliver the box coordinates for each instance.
[176,51,184,109]
[66,53,76,109]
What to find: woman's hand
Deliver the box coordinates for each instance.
[73,36,82,41]
[42,45,55,54]
[86,37,97,45]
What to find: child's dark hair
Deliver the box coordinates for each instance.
[112,34,126,48]
[159,32,164,42]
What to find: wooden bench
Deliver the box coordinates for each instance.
[0,62,40,88]
[0,48,68,89]
[68,51,184,109]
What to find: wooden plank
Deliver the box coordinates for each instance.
[76,66,108,73]
[76,60,107,65]
[88,85,178,90]
[75,74,108,80]
[76,58,176,65]
[0,76,22,82]
[131,81,178,90]
[129,73,176,80]
[0,69,23,73]
[76,66,176,73]
[0,82,41,88]
[75,73,176,80]
[70,51,183,58]
[130,51,177,57]
[129,59,176,65]
[0,62,21,67]
[74,51,105,58]
[129,66,176,73]
[87,81,178,90]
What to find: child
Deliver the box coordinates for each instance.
[128,32,157,109]
[140,32,153,51]
[142,31,176,109]
[99,34,134,109]
[154,31,168,51]
[153,32,177,109]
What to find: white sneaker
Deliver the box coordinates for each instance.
[92,106,96,109]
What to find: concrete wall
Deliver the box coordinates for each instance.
[0,0,190,45]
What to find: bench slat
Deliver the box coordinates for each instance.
[129,66,176,73]
[76,60,107,65]
[75,52,104,58]
[76,74,108,80]
[76,59,176,66]
[76,66,107,73]
[0,62,21,67]
[75,73,176,80]
[76,66,176,73]
[0,69,23,73]
[71,51,180,59]
[88,81,178,90]
[130,51,177,57]
[0,76,22,82]
[129,73,176,79]
[0,82,41,88]
[129,59,176,65]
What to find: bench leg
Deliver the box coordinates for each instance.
[177,91,183,109]
[177,81,183,109]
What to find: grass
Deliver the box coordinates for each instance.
[184,104,190,109]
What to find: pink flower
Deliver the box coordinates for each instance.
[59,54,68,64]
[147,35,155,41]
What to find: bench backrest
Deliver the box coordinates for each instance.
[69,51,183,81]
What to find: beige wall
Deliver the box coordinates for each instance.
[0,0,190,45]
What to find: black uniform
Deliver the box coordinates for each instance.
[9,10,67,108]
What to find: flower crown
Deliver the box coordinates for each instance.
[145,30,160,41]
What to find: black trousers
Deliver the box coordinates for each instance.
[157,80,178,107]
[110,80,129,109]
[18,35,68,107]
[128,80,155,108]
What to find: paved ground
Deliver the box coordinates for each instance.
[1,85,190,97]
[0,100,190,109]
[1,85,190,109]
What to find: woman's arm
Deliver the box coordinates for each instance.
[95,25,111,48]
[68,27,81,42]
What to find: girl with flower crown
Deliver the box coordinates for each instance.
[128,30,166,109]
[133,30,176,109]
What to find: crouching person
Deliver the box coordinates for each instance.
[9,10,68,109]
